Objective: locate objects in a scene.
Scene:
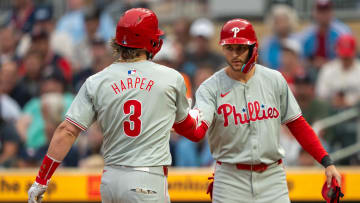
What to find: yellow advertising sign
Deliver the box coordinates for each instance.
[0,167,359,202]
[168,168,211,201]
[286,168,360,201]
[0,170,102,202]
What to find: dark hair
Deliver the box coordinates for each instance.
[110,38,150,60]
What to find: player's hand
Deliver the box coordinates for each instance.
[28,182,48,203]
[325,165,341,188]
[187,98,193,107]
[189,109,203,127]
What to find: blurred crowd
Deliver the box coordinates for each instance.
[0,0,360,169]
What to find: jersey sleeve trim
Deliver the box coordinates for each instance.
[174,114,188,124]
[282,113,302,125]
[65,117,87,131]
[202,120,210,128]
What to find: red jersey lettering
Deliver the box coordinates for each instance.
[217,101,279,126]
[146,80,154,92]
[111,83,121,94]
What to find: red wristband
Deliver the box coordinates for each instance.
[35,154,61,185]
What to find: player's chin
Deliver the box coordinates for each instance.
[230,63,244,71]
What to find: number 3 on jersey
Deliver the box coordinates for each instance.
[123,100,142,137]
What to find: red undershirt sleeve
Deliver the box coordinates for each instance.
[173,114,208,142]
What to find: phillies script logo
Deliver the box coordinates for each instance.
[217,101,279,127]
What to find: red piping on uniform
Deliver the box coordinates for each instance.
[286,116,328,163]
[65,117,86,131]
[173,114,208,142]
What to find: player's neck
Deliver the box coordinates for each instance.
[225,66,255,83]
[118,54,147,63]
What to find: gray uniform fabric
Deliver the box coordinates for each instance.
[195,64,301,202]
[101,165,169,203]
[212,161,290,203]
[66,60,189,202]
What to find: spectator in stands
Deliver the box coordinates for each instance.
[29,30,73,83]
[16,70,74,154]
[300,0,351,70]
[56,0,114,44]
[173,18,191,48]
[0,61,25,110]
[316,34,360,108]
[31,5,74,69]
[0,87,21,124]
[260,4,299,70]
[316,34,360,165]
[279,38,305,92]
[72,8,103,72]
[182,18,225,80]
[29,93,79,167]
[7,0,37,34]
[11,52,43,107]
[0,117,22,168]
[0,26,19,63]
[295,73,331,126]
[72,38,112,93]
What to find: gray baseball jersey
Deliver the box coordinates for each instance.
[66,60,189,167]
[195,64,302,164]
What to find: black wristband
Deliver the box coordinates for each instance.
[321,155,334,168]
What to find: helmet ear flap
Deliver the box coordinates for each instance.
[247,44,257,61]
[149,38,163,59]
[241,45,257,73]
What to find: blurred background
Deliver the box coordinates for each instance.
[0,0,360,202]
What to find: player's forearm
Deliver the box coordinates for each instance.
[286,116,330,165]
[35,121,81,185]
[173,114,208,142]
[47,121,79,161]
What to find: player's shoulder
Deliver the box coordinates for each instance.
[85,63,114,83]
[256,64,283,78]
[197,68,225,90]
[152,62,183,79]
[151,62,189,85]
[255,64,286,86]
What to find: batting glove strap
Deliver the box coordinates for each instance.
[35,154,61,185]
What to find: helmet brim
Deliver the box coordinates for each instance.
[220,37,256,46]
[156,29,164,36]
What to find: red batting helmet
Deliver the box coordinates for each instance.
[220,19,258,73]
[115,8,164,58]
[322,177,344,203]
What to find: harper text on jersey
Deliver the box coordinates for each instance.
[111,77,155,94]
[217,101,279,126]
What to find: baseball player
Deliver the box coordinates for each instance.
[181,19,342,202]
[28,8,199,203]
